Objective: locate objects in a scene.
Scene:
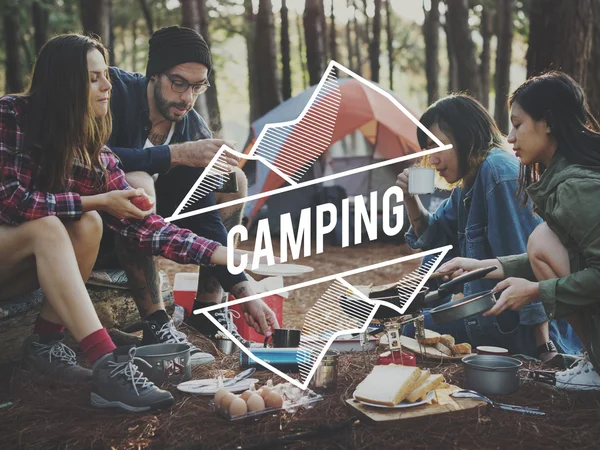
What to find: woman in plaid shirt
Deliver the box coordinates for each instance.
[0,34,237,412]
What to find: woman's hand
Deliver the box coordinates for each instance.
[240,299,280,337]
[395,169,412,198]
[437,257,504,281]
[101,189,153,220]
[483,278,539,316]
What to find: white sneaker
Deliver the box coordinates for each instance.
[555,354,600,390]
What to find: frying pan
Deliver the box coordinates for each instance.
[340,266,498,320]
[430,289,499,325]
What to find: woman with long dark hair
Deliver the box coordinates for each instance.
[439,72,600,389]
[397,94,580,360]
[0,34,242,410]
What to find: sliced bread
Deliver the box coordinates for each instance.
[354,364,422,406]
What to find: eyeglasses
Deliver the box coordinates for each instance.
[162,72,210,95]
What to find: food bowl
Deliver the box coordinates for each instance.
[462,355,522,395]
[135,343,192,384]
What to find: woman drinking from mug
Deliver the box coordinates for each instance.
[438,73,600,389]
[397,94,580,361]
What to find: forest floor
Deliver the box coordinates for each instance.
[1,241,599,449]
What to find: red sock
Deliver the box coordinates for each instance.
[33,316,65,336]
[80,328,117,364]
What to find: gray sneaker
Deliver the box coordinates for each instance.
[91,346,174,412]
[22,334,92,382]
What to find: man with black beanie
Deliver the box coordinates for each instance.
[101,26,279,354]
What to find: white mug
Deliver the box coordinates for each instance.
[408,167,435,194]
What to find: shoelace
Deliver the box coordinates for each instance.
[107,347,154,396]
[157,320,189,344]
[562,353,590,376]
[33,341,77,366]
[214,307,246,342]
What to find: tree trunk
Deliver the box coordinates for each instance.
[80,0,111,49]
[386,0,394,90]
[281,0,292,100]
[370,0,382,82]
[494,0,513,134]
[138,0,154,34]
[198,0,222,133]
[304,0,327,86]
[346,0,355,71]
[479,3,492,108]
[362,0,371,48]
[445,0,481,100]
[526,0,600,117]
[587,2,600,120]
[132,20,138,73]
[109,0,116,66]
[329,0,338,63]
[32,0,51,55]
[297,12,309,89]
[319,0,328,62]
[181,0,200,31]
[245,0,260,122]
[255,0,282,115]
[423,0,440,104]
[445,21,459,93]
[353,0,363,76]
[4,0,24,93]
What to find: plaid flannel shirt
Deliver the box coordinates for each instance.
[0,95,219,266]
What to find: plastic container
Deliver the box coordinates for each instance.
[173,272,198,318]
[210,388,322,421]
[376,349,417,366]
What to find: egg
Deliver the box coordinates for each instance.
[220,393,237,411]
[229,397,248,417]
[265,391,283,408]
[214,388,231,407]
[259,386,272,398]
[240,390,254,401]
[246,393,266,411]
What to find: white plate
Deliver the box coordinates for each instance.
[352,390,435,409]
[246,263,314,277]
[177,378,260,395]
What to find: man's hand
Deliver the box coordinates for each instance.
[240,299,280,337]
[170,139,239,169]
[483,278,539,316]
[230,281,280,337]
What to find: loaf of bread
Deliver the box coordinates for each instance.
[406,374,445,403]
[452,343,472,354]
[434,342,454,357]
[354,364,422,406]
[439,334,456,348]
[416,329,441,345]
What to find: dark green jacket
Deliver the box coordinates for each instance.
[498,153,600,320]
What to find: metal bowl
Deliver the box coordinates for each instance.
[430,290,497,325]
[462,355,522,395]
[135,343,192,385]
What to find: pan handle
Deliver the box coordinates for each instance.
[424,266,498,303]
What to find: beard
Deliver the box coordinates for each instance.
[154,79,192,122]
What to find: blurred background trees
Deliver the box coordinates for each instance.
[2,0,600,142]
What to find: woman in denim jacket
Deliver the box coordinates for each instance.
[398,94,580,360]
[439,73,600,389]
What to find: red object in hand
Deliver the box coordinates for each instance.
[131,194,155,211]
[377,349,417,366]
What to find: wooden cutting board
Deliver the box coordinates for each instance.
[379,335,474,361]
[346,385,486,423]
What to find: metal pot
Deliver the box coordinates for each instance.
[310,350,339,392]
[135,343,192,385]
[430,289,498,325]
[462,355,522,395]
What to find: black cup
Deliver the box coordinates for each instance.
[264,328,301,348]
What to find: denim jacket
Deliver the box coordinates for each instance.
[107,67,212,173]
[405,149,581,355]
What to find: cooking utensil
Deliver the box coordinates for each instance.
[430,289,499,325]
[461,355,522,395]
[246,263,314,277]
[223,367,256,387]
[216,338,236,355]
[310,350,339,391]
[176,378,260,395]
[264,328,301,348]
[134,343,191,384]
[451,390,545,416]
[477,346,509,356]
[366,266,498,319]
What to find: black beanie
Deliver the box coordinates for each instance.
[146,26,212,78]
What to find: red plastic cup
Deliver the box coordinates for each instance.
[377,349,417,366]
